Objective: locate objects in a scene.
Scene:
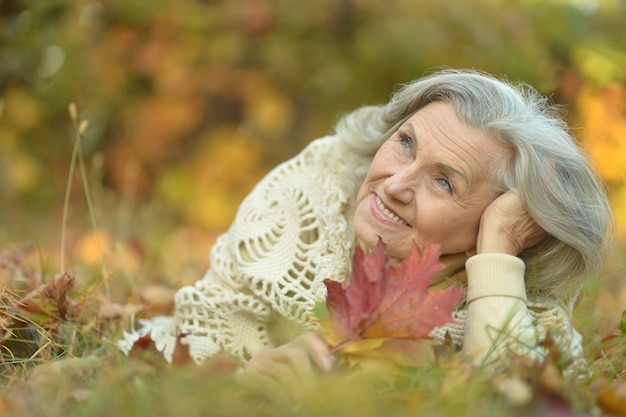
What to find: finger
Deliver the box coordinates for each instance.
[242,354,305,404]
[295,333,335,372]
[278,346,316,383]
[258,361,306,402]
[246,348,303,383]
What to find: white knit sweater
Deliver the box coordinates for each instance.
[119,133,586,374]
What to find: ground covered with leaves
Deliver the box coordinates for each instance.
[0,227,625,416]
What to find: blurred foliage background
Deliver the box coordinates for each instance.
[0,0,625,276]
[1,2,626,413]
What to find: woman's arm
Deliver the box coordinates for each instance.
[463,191,547,365]
[463,253,538,364]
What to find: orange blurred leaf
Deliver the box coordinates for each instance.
[597,380,626,417]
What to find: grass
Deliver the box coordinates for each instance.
[0,111,624,416]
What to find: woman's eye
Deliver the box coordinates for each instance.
[437,177,453,192]
[398,134,413,151]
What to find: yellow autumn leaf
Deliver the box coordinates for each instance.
[576,84,626,183]
[609,183,626,244]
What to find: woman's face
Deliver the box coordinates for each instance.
[353,101,510,259]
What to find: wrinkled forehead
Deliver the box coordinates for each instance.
[409,101,513,191]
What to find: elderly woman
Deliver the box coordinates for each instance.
[121,69,612,387]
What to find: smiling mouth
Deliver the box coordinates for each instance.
[375,195,410,226]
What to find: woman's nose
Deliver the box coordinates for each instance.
[383,169,415,205]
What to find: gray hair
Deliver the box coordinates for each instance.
[335,68,614,304]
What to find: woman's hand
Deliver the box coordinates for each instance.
[476,190,547,256]
[239,333,335,405]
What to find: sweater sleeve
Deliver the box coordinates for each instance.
[463,253,540,365]
[429,253,587,376]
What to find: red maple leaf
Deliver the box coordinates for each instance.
[323,241,464,353]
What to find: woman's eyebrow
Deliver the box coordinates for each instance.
[406,123,417,142]
[437,163,468,186]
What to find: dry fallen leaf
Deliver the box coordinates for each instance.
[0,244,40,290]
[129,331,193,366]
[17,272,82,328]
[139,284,176,316]
[320,241,464,364]
[96,296,145,320]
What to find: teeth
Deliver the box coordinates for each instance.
[376,196,409,226]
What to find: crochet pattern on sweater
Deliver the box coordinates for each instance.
[174,135,370,363]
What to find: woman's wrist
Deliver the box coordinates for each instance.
[476,219,520,256]
[465,253,527,301]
